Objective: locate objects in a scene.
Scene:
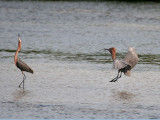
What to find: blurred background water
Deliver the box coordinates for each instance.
[0,1,160,119]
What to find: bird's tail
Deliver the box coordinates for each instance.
[28,68,34,74]
[124,70,131,76]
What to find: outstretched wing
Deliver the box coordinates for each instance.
[16,59,34,73]
[113,59,130,69]
[123,48,138,68]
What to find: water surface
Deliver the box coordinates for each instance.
[0,1,160,119]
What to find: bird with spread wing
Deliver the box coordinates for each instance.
[105,47,138,82]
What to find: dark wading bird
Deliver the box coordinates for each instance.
[14,34,34,89]
[105,47,138,82]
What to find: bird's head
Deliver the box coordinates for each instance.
[105,47,116,61]
[18,34,21,50]
[105,47,116,54]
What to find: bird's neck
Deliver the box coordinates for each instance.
[111,51,116,61]
[14,44,21,65]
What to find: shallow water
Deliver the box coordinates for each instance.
[0,1,160,119]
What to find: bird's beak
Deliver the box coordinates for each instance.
[18,34,21,43]
[104,48,109,51]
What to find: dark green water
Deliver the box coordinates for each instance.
[1,48,160,65]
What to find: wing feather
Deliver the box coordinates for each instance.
[113,59,130,69]
[16,59,34,73]
[123,48,138,68]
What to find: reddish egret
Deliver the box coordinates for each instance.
[14,34,34,89]
[105,47,138,82]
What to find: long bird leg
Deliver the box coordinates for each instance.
[19,71,26,89]
[110,70,123,82]
[118,71,122,79]
[110,71,120,82]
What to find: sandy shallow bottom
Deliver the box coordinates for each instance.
[0,62,160,119]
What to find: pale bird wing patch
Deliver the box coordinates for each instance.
[123,50,138,68]
[113,59,130,69]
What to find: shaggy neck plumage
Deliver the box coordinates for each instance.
[14,41,21,65]
[110,48,116,61]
